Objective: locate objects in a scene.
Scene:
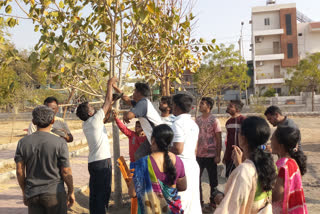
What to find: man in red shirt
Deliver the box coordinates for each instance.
[223,100,246,178]
[196,97,222,211]
[113,111,146,163]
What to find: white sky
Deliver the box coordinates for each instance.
[4,0,320,61]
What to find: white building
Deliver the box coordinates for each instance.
[251,1,320,95]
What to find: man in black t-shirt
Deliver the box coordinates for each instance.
[264,105,301,150]
[15,105,74,214]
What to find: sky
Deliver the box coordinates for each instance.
[4,0,320,61]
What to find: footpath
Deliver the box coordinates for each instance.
[0,122,133,214]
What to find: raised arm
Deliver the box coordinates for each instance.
[114,111,133,137]
[112,83,132,106]
[102,77,118,115]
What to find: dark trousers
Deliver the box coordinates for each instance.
[134,139,151,161]
[88,158,112,214]
[197,157,218,204]
[225,160,236,178]
[27,192,67,214]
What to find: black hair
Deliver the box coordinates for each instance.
[201,97,214,110]
[135,82,150,97]
[32,105,55,128]
[230,100,244,112]
[274,126,307,175]
[160,96,173,113]
[44,97,59,105]
[135,121,141,125]
[241,116,277,191]
[264,105,282,116]
[151,124,176,185]
[172,94,193,113]
[76,102,90,121]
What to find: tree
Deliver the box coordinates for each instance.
[1,0,212,205]
[131,0,216,95]
[194,43,250,115]
[287,52,320,112]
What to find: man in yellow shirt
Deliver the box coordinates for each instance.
[28,97,73,142]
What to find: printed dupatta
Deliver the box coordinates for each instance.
[132,156,183,214]
[274,157,307,214]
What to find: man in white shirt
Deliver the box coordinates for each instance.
[113,82,163,161]
[76,77,117,214]
[170,93,202,214]
[28,97,73,142]
[159,96,175,126]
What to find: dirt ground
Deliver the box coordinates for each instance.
[0,119,82,144]
[1,116,320,213]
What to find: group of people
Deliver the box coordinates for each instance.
[14,77,308,214]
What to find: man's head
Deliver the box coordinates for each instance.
[76,102,96,121]
[172,94,193,116]
[135,121,144,136]
[32,105,55,128]
[199,97,214,113]
[264,105,284,127]
[133,83,150,102]
[159,96,173,114]
[44,97,59,115]
[226,100,244,116]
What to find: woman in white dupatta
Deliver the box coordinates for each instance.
[215,116,277,214]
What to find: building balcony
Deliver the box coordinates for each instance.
[255,78,285,85]
[253,29,284,36]
[255,53,284,61]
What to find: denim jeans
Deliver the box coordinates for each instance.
[88,158,112,214]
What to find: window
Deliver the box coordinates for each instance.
[287,43,293,58]
[264,18,270,26]
[285,14,292,35]
[298,33,303,36]
[274,65,281,78]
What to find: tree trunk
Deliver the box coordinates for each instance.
[63,88,76,119]
[111,2,122,207]
[195,96,202,118]
[312,87,315,112]
[161,77,166,96]
[165,76,170,96]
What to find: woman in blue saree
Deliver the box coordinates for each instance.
[128,124,187,214]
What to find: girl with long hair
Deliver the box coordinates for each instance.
[128,124,187,214]
[215,116,277,213]
[271,126,308,213]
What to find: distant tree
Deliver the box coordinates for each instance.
[287,52,320,111]
[194,44,250,115]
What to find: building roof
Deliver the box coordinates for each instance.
[252,3,296,13]
[310,22,320,29]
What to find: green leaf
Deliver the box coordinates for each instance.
[107,0,113,6]
[175,78,181,84]
[34,25,39,32]
[59,0,64,8]
[199,38,205,43]
[202,46,208,52]
[5,5,12,14]
[211,39,216,44]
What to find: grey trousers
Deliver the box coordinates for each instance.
[27,192,67,214]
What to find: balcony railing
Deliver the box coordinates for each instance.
[255,48,281,55]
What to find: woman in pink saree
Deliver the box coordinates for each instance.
[215,116,277,214]
[271,126,308,214]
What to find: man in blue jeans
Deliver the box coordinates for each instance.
[76,77,117,214]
